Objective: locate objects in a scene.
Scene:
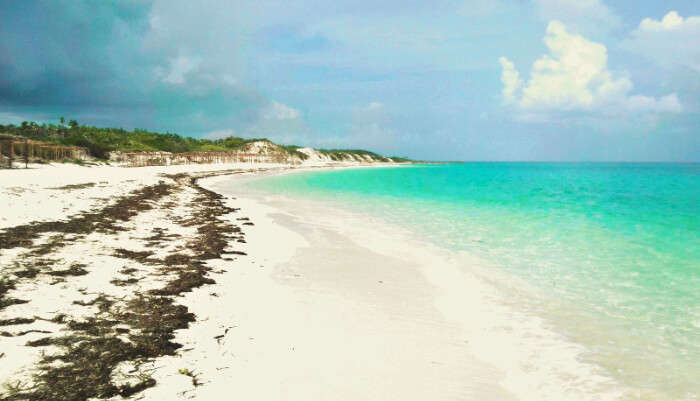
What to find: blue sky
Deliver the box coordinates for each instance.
[0,0,698,161]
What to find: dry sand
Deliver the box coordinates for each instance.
[0,162,514,400]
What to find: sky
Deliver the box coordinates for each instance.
[0,0,698,161]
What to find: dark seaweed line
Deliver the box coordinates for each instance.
[1,171,245,401]
[0,182,174,251]
[0,182,175,313]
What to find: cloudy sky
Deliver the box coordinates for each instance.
[1,0,698,161]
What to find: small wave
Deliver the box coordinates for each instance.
[424,251,632,401]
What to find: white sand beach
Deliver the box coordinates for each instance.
[0,162,517,400]
[163,172,516,400]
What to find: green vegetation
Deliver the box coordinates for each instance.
[0,120,408,162]
[0,121,301,159]
[317,148,388,161]
[388,156,413,163]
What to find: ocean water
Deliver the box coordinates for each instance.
[245,163,699,400]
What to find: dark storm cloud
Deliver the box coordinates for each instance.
[0,1,153,107]
[0,0,268,134]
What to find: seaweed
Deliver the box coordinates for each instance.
[0,318,36,326]
[112,249,157,264]
[0,279,28,311]
[149,270,215,296]
[109,277,139,286]
[47,263,88,277]
[1,171,248,400]
[72,294,115,314]
[48,183,96,191]
[0,182,174,250]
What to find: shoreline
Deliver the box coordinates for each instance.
[5,161,488,401]
[201,169,650,401]
[0,161,665,400]
[198,167,518,400]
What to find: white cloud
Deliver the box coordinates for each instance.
[221,74,238,86]
[625,94,682,113]
[332,121,396,153]
[353,101,389,126]
[499,21,682,115]
[319,101,397,151]
[366,101,384,111]
[456,1,515,17]
[239,100,309,143]
[533,0,620,35]
[202,129,236,140]
[622,11,700,72]
[158,55,201,85]
[498,57,522,104]
[263,101,301,120]
[638,11,690,31]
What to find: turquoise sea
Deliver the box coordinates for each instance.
[246,163,699,400]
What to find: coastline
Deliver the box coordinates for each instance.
[1,162,676,400]
[4,161,514,400]
[200,170,635,401]
[196,168,518,400]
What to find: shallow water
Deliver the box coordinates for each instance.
[245,163,700,400]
